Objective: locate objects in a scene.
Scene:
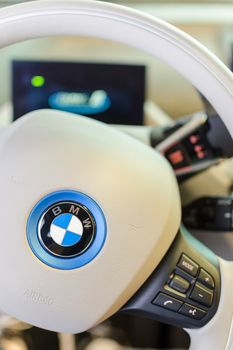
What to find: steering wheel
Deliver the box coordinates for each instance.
[0,1,232,349]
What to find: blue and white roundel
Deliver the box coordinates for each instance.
[27,190,107,270]
[50,213,83,247]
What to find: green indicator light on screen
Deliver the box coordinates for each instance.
[31,75,45,88]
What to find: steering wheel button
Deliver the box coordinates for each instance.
[179,303,207,320]
[190,282,213,307]
[169,274,190,293]
[152,293,183,312]
[177,254,199,277]
[198,268,215,289]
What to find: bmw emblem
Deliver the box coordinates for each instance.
[38,202,96,258]
[27,191,107,270]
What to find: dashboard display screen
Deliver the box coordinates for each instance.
[12,60,145,125]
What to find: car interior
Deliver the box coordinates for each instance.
[0,0,232,350]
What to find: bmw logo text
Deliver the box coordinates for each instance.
[38,202,96,258]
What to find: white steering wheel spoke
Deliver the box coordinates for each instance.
[121,227,233,349]
[188,259,233,350]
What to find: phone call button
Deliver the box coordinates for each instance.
[152,293,183,311]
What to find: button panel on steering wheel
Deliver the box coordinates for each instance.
[151,253,215,321]
[120,226,220,329]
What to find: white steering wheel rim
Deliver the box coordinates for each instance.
[0,1,232,349]
[0,0,232,137]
